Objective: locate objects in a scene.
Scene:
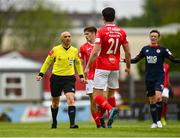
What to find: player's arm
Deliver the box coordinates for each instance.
[123,46,144,64]
[130,54,144,63]
[36,50,55,81]
[165,48,180,63]
[79,46,85,66]
[131,48,144,63]
[167,54,180,63]
[75,49,85,82]
[84,44,100,79]
[123,53,144,63]
[122,43,131,74]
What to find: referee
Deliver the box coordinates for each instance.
[36,31,85,129]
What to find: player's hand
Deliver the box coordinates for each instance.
[36,75,43,81]
[80,78,87,84]
[125,68,130,75]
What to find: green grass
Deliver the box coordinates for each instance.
[0,120,180,137]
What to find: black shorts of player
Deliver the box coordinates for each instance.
[50,74,76,97]
[145,79,163,97]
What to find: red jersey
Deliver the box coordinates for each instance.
[79,42,96,80]
[95,24,128,70]
[163,63,170,88]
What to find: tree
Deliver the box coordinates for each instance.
[160,31,180,73]
[142,0,180,26]
[116,0,180,74]
[0,0,37,50]
[0,0,71,50]
[117,0,180,27]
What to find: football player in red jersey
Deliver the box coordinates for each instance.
[161,63,171,126]
[79,26,103,128]
[84,7,131,128]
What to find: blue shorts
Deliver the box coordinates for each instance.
[145,79,163,97]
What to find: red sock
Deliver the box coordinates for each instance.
[92,112,101,126]
[99,107,106,118]
[108,97,116,107]
[94,95,112,111]
[106,97,116,117]
[161,103,167,118]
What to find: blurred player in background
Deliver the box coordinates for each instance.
[161,63,173,126]
[79,26,101,128]
[125,30,180,128]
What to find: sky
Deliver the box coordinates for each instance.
[1,0,144,18]
[49,0,144,18]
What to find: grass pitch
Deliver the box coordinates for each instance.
[0,120,179,137]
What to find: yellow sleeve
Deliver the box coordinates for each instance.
[40,49,55,74]
[74,49,84,75]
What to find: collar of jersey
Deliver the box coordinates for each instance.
[60,45,71,50]
[105,23,115,26]
[149,45,160,48]
[87,42,95,46]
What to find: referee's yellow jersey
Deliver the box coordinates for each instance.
[40,44,83,76]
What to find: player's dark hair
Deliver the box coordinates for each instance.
[150,30,161,37]
[84,26,97,33]
[102,7,115,22]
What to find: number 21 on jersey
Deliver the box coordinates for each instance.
[106,38,119,54]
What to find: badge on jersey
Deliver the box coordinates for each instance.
[68,57,74,66]
[48,50,54,56]
[156,49,161,53]
[146,49,149,53]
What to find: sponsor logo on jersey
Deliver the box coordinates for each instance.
[87,47,92,51]
[146,56,157,63]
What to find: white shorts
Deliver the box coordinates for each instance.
[86,80,107,95]
[162,87,169,98]
[86,80,94,95]
[94,69,119,89]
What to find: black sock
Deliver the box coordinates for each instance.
[68,106,76,126]
[150,104,157,123]
[156,102,162,121]
[51,106,58,123]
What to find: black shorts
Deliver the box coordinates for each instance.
[145,79,163,97]
[50,74,76,97]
